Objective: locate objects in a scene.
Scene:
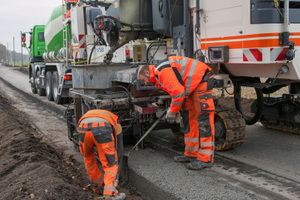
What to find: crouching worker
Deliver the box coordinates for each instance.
[138,56,215,170]
[77,109,126,200]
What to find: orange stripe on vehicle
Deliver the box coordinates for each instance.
[201,38,300,49]
[200,32,300,43]
[243,39,280,48]
[201,41,242,49]
[290,38,300,44]
[200,33,281,42]
[243,32,279,39]
[291,32,300,36]
[201,35,243,42]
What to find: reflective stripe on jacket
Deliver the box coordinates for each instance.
[78,110,119,134]
[149,56,212,113]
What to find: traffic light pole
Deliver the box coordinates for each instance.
[13,37,15,67]
[20,31,23,67]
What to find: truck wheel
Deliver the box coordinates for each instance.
[31,83,37,94]
[45,71,54,101]
[31,72,37,94]
[234,84,263,125]
[37,71,46,96]
[52,71,65,104]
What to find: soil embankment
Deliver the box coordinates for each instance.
[0,92,142,200]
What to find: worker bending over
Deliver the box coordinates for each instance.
[138,56,215,170]
[77,109,126,200]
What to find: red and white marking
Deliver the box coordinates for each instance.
[79,34,85,49]
[243,48,262,62]
[73,45,79,59]
[270,47,289,61]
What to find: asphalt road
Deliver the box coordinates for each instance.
[0,65,299,200]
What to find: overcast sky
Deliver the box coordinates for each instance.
[0,0,62,53]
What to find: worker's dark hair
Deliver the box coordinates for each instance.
[137,65,150,78]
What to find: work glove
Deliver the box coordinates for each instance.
[175,112,181,124]
[174,112,185,128]
[166,108,177,123]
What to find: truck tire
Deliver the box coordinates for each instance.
[52,71,67,104]
[45,71,54,101]
[234,84,263,125]
[37,71,46,96]
[31,83,37,94]
[31,72,37,94]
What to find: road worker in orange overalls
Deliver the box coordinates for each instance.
[77,110,126,200]
[138,56,215,170]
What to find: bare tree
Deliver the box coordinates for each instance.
[0,43,6,63]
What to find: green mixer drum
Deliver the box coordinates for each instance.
[44,5,70,55]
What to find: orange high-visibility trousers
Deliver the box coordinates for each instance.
[77,121,119,196]
[182,72,215,163]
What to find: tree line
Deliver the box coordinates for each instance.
[0,43,30,65]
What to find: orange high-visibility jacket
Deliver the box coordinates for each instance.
[78,110,119,134]
[149,56,212,113]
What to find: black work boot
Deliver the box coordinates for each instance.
[173,156,196,163]
[186,160,213,170]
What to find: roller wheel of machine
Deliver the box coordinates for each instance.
[214,108,246,150]
[170,108,246,151]
[52,71,68,104]
[259,90,300,135]
[36,71,46,96]
[171,124,184,140]
[260,119,300,135]
[234,84,264,125]
[45,71,54,101]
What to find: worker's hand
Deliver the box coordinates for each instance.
[166,108,177,123]
[175,112,181,124]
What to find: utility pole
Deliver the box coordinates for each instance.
[20,31,23,67]
[13,36,15,66]
[6,43,9,64]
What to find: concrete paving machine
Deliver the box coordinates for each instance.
[59,0,300,150]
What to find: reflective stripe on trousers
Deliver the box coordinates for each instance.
[182,74,215,163]
[78,122,119,196]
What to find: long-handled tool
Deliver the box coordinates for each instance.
[120,110,167,181]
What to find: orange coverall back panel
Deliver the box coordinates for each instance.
[149,57,215,163]
[183,72,215,163]
[77,110,120,197]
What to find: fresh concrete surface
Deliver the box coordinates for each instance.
[126,145,261,200]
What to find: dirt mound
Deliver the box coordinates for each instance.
[0,93,142,200]
[0,93,98,199]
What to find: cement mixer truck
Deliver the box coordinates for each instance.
[25,0,300,149]
[24,3,75,104]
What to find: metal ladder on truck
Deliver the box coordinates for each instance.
[59,0,72,96]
